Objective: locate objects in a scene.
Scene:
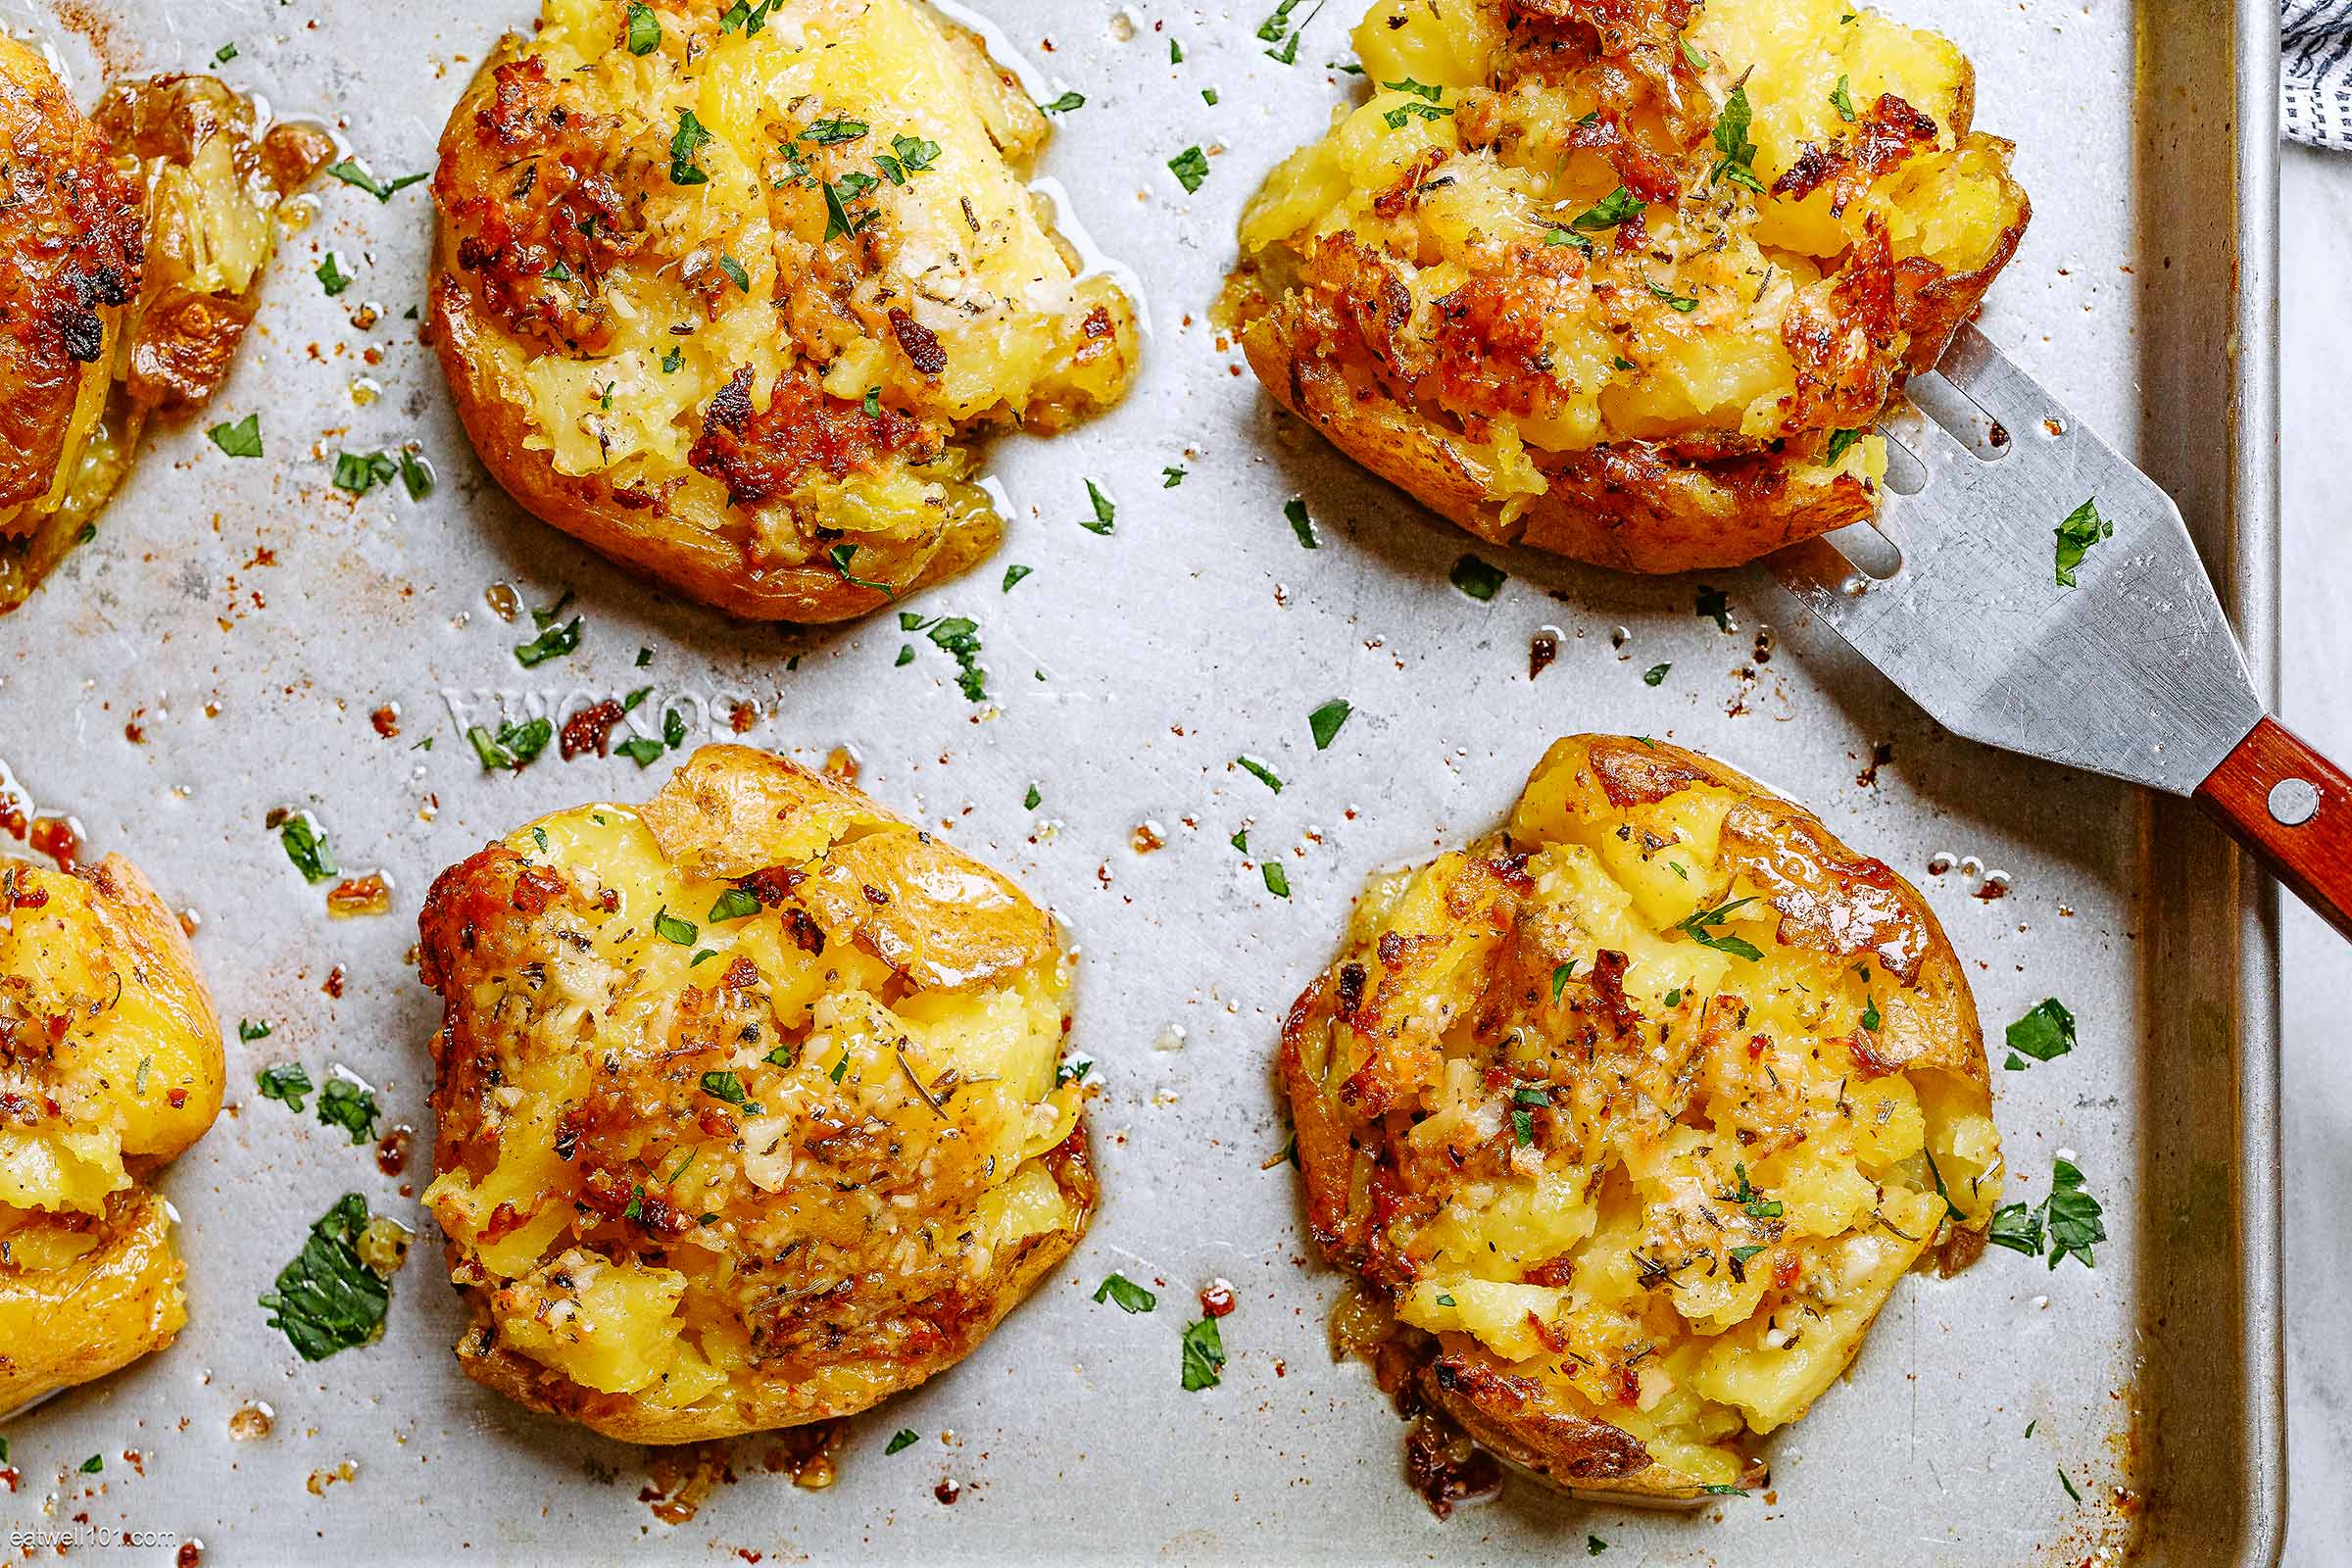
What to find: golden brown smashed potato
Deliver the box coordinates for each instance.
[429,0,1139,623]
[0,854,225,1412]
[1234,0,2029,572]
[418,745,1093,1443]
[1283,736,2002,1502]
[0,39,331,612]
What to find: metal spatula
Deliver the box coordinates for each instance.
[1767,323,2351,941]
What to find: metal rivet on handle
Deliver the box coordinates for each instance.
[2268,777,2321,827]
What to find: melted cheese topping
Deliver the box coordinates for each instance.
[1293,738,2002,1485]
[424,774,1083,1415]
[1236,0,2024,511]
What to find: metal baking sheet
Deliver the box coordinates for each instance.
[0,0,2279,1560]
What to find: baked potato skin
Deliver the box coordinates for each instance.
[1235,0,2029,574]
[0,854,224,1412]
[418,745,1093,1443]
[0,44,331,612]
[1282,737,2000,1501]
[0,38,142,559]
[429,1,1138,624]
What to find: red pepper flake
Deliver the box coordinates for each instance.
[369,705,402,739]
[375,1125,413,1176]
[321,964,347,999]
[560,700,625,760]
[933,1477,962,1505]
[1199,1279,1237,1318]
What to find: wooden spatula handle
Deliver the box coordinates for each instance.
[2193,715,2352,941]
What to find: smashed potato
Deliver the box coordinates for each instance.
[0,855,225,1411]
[418,745,1093,1442]
[0,41,331,612]
[1234,0,2028,572]
[1282,736,2002,1500]
[429,0,1140,622]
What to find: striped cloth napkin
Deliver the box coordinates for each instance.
[2285,0,2352,145]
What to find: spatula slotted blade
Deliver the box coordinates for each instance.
[1769,323,2264,796]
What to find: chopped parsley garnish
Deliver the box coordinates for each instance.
[317,1077,379,1145]
[1261,861,1291,899]
[1081,479,1117,534]
[1231,829,1249,853]
[1550,960,1577,1001]
[708,888,761,923]
[1681,36,1708,70]
[1860,993,1883,1031]
[1002,564,1032,591]
[1708,84,1765,193]
[79,1454,102,1474]
[825,542,896,597]
[1510,1106,1535,1146]
[821,172,880,240]
[1203,87,1220,104]
[1648,279,1701,313]
[1731,1161,1783,1218]
[467,717,554,771]
[332,450,400,496]
[258,1194,393,1360]
[1040,91,1086,114]
[1588,1538,1609,1556]
[1167,145,1210,193]
[1987,1157,2107,1270]
[208,413,264,458]
[1179,1315,1226,1391]
[514,615,583,668]
[279,814,339,884]
[716,254,751,292]
[1695,584,1734,631]
[256,1061,314,1111]
[1163,465,1188,487]
[801,118,867,145]
[1726,1244,1767,1281]
[2059,1466,2082,1503]
[718,0,775,33]
[399,448,434,501]
[1825,427,1863,465]
[2054,497,2112,587]
[1092,1273,1157,1313]
[1570,184,1644,232]
[240,1019,273,1042]
[1236,756,1283,793]
[661,345,684,373]
[902,613,988,702]
[1831,74,1857,122]
[1449,554,1506,601]
[1284,496,1318,548]
[316,253,353,296]
[1699,1484,1750,1496]
[1675,896,1762,961]
[626,2,662,54]
[2006,998,2077,1064]
[1642,662,1671,686]
[654,908,698,946]
[885,1429,919,1454]
[700,1070,751,1106]
[1024,784,1042,810]
[1307,698,1351,751]
[1380,78,1452,128]
[875,133,940,184]
[326,160,428,202]
[669,109,713,186]
[214,43,238,65]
